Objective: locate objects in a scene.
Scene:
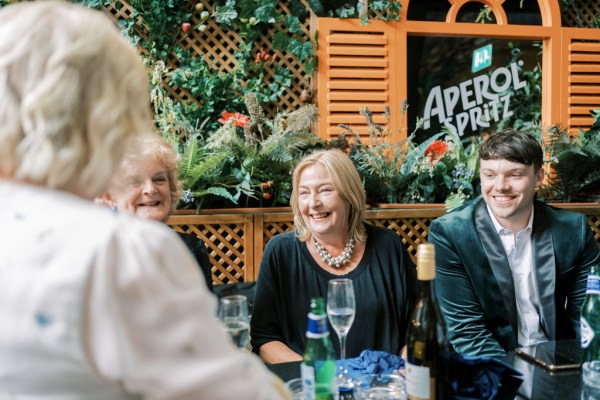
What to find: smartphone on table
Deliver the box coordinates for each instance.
[515,339,582,372]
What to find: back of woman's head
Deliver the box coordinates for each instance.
[0,1,153,198]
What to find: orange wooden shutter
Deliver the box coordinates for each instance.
[316,18,401,142]
[560,27,600,134]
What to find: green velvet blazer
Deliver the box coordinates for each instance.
[428,198,600,358]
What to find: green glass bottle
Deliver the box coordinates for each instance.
[301,297,336,400]
[581,264,600,362]
[405,243,450,400]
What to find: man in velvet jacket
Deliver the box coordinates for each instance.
[429,129,600,358]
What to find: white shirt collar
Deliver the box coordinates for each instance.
[487,204,534,235]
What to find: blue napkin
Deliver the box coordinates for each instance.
[449,353,523,400]
[336,350,405,380]
[337,350,522,400]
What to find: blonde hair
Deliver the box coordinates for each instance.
[121,134,183,211]
[291,149,367,243]
[0,1,153,199]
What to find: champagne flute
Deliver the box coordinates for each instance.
[218,295,250,349]
[327,278,356,389]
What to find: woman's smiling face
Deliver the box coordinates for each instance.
[297,163,349,241]
[112,158,172,222]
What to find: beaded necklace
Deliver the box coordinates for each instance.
[313,238,355,268]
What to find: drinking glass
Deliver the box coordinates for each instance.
[353,374,407,400]
[218,295,250,349]
[327,278,356,389]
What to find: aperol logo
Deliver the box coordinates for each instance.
[472,44,493,73]
[422,60,527,136]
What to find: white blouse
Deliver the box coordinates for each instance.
[0,181,288,400]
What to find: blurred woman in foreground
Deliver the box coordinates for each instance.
[0,2,288,398]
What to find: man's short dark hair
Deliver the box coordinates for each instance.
[478,129,543,171]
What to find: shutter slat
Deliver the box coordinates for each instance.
[328,80,388,90]
[570,42,600,52]
[568,106,599,115]
[328,46,387,56]
[327,114,388,124]
[569,64,600,73]
[328,33,387,45]
[328,92,389,101]
[568,117,594,125]
[569,86,600,94]
[569,53,600,62]
[329,69,388,79]
[329,58,388,68]
[568,95,600,104]
[569,75,600,83]
[328,103,387,112]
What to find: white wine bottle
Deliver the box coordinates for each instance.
[405,243,450,400]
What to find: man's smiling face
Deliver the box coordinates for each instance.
[480,158,544,232]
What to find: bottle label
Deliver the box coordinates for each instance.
[306,313,329,338]
[301,363,316,400]
[586,274,600,295]
[581,316,596,349]
[406,362,431,400]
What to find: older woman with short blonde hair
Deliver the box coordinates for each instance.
[251,149,417,364]
[104,133,213,291]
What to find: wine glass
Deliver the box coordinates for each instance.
[218,295,250,349]
[327,278,356,389]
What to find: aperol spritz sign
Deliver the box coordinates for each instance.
[422,60,527,137]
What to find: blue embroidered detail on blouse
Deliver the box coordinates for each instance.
[35,312,52,327]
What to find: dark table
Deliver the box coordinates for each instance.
[267,361,301,383]
[502,349,584,400]
[267,341,588,400]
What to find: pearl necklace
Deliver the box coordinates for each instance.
[313,238,355,268]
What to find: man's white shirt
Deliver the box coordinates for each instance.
[487,205,548,347]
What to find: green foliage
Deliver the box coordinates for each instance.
[544,110,600,202]
[306,0,402,23]
[343,106,481,209]
[495,43,542,132]
[171,94,325,210]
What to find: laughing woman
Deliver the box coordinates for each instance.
[251,149,418,363]
[102,133,213,291]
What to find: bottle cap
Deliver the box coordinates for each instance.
[417,243,435,281]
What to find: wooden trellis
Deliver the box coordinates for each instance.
[562,0,600,28]
[103,0,313,118]
[98,0,599,123]
[167,205,600,286]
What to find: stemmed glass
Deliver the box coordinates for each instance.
[218,295,250,350]
[327,278,356,389]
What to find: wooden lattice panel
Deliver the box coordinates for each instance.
[168,214,251,284]
[168,205,599,287]
[588,215,600,243]
[562,0,600,28]
[367,217,434,263]
[102,0,312,118]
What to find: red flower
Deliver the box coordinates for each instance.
[218,111,249,128]
[424,140,448,164]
